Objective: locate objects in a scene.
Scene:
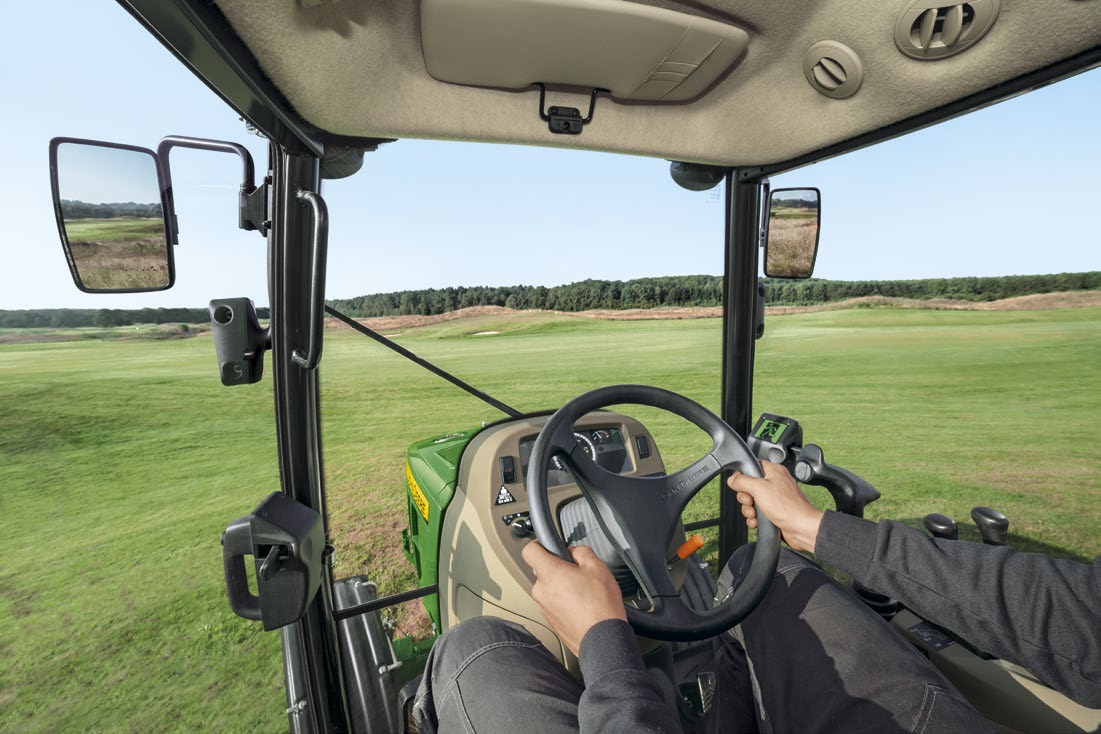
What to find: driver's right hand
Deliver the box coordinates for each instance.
[728,461,825,553]
[522,541,627,656]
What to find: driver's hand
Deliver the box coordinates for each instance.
[728,461,825,553]
[522,541,627,656]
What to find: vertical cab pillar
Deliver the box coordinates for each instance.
[268,145,349,733]
[718,170,764,565]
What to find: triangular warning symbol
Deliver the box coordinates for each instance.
[495,486,516,505]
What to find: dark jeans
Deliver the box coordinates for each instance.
[413,549,992,733]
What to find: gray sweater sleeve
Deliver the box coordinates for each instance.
[815,510,1101,708]
[577,619,681,734]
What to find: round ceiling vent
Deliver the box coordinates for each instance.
[895,0,1000,60]
[803,41,864,99]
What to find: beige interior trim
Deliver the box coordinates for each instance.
[214,0,1101,168]
[892,610,1101,733]
[421,0,749,102]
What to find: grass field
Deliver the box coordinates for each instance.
[62,218,169,290]
[64,218,166,243]
[765,214,818,276]
[2,306,1098,731]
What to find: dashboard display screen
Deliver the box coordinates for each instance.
[519,427,634,488]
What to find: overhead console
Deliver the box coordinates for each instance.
[420,0,750,103]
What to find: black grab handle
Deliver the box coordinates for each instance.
[221,515,262,621]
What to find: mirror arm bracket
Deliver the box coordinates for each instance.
[156,136,265,244]
[240,179,270,236]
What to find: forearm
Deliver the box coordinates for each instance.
[577,620,681,734]
[815,511,1101,707]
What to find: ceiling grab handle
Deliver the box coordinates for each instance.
[291,189,328,370]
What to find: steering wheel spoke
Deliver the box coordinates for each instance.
[619,539,680,601]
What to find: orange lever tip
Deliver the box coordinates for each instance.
[676,534,705,560]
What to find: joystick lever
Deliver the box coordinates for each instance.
[970,506,1009,546]
[793,444,881,518]
[923,513,958,540]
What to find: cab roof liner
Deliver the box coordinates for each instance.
[123,0,1101,171]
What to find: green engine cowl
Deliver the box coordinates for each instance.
[401,428,479,630]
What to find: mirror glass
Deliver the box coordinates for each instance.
[765,188,820,279]
[51,141,172,291]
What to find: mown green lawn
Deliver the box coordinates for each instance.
[64,217,165,242]
[2,306,1098,732]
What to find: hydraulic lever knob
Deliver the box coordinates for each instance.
[923,513,958,540]
[970,506,1009,546]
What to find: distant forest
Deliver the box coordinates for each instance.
[329,272,1101,317]
[59,200,163,219]
[2,272,1096,328]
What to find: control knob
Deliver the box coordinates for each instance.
[511,518,533,538]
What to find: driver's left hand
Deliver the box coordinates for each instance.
[522,541,627,655]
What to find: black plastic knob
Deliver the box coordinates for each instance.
[970,506,1009,546]
[923,513,958,540]
[511,519,532,538]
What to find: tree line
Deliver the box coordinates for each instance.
[60,200,163,219]
[329,272,1100,317]
[2,272,1096,328]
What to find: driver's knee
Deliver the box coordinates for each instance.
[416,616,548,729]
[715,545,819,605]
[431,616,539,676]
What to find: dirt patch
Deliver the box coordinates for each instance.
[0,333,77,345]
[324,305,727,332]
[324,305,517,333]
[323,291,1101,331]
[766,291,1101,315]
[965,291,1101,310]
[7,292,1098,345]
[571,306,722,320]
[0,324,208,345]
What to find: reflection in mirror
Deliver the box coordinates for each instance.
[765,188,820,279]
[51,140,172,292]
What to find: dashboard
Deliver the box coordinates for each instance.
[518,426,634,489]
[437,410,683,668]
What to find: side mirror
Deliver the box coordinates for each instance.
[49,138,174,292]
[764,188,820,279]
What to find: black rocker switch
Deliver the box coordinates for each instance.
[499,456,517,484]
[970,506,1009,546]
[923,513,959,540]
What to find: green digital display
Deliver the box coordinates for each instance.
[754,419,787,443]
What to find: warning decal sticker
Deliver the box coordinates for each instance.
[495,486,516,506]
[407,461,430,522]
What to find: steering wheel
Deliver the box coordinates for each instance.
[526,384,780,642]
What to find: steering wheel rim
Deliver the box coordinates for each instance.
[526,384,780,642]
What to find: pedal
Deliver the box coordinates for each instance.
[679,671,716,717]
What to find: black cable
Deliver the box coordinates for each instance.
[324,305,521,418]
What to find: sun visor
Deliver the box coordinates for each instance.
[420,0,749,102]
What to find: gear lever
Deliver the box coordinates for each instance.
[970,506,1009,546]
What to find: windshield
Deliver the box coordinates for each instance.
[317,68,1099,638]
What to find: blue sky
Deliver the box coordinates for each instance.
[2,2,1098,309]
[55,143,161,204]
